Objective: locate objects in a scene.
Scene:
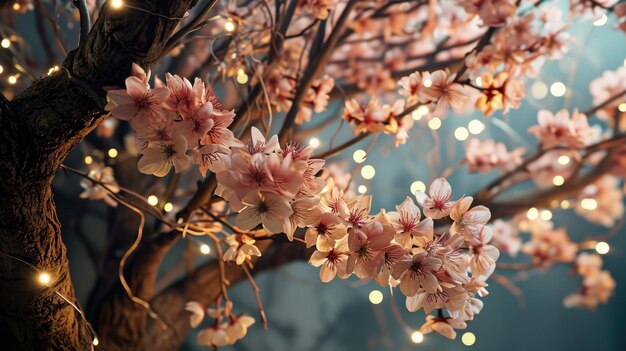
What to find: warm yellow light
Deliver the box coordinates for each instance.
[428,117,441,130]
[8,75,17,85]
[550,82,566,97]
[411,110,423,121]
[618,103,626,112]
[147,195,159,206]
[353,149,366,163]
[236,73,248,84]
[12,3,21,11]
[163,202,174,213]
[309,138,320,148]
[200,244,211,255]
[417,105,429,116]
[527,207,539,220]
[358,185,367,194]
[468,119,485,134]
[93,337,99,346]
[410,180,426,195]
[368,290,383,304]
[560,200,570,209]
[1,38,10,48]
[593,14,608,26]
[84,156,93,165]
[581,198,597,210]
[47,66,59,75]
[475,77,482,87]
[531,81,548,100]
[38,272,52,286]
[361,165,376,179]
[224,19,236,32]
[455,127,469,141]
[540,210,552,221]
[107,148,118,158]
[110,0,123,9]
[0,64,3,74]
[462,332,476,346]
[557,155,570,165]
[410,331,424,344]
[595,241,610,255]
[423,78,432,88]
[552,175,564,186]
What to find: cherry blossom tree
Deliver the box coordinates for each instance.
[0,0,624,349]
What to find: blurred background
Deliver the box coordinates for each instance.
[3,1,626,350]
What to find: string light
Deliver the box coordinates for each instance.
[410,331,424,344]
[107,148,118,158]
[423,78,432,87]
[454,127,469,141]
[428,117,441,130]
[411,110,423,121]
[147,195,159,206]
[358,185,367,194]
[595,241,610,255]
[468,119,486,134]
[200,244,211,255]
[84,156,93,165]
[38,272,52,286]
[410,180,426,194]
[540,210,552,221]
[110,0,123,9]
[361,165,376,179]
[417,105,429,116]
[618,103,626,113]
[552,175,564,186]
[93,337,99,346]
[309,138,320,148]
[353,149,366,163]
[0,64,3,74]
[236,72,248,84]
[1,38,10,48]
[580,198,597,210]
[550,82,566,97]
[560,200,570,209]
[557,155,570,165]
[462,332,476,346]
[593,14,608,26]
[531,81,548,99]
[224,19,236,32]
[12,3,21,11]
[163,202,174,213]
[8,75,18,85]
[368,290,383,304]
[475,77,482,87]
[47,66,60,75]
[527,207,539,220]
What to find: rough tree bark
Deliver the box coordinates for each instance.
[0,1,197,348]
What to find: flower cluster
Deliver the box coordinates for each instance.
[306,178,499,339]
[185,301,255,348]
[528,109,600,149]
[79,166,120,207]
[105,64,236,177]
[464,138,525,173]
[564,253,615,310]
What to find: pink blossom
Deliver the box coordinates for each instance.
[137,137,191,177]
[415,178,457,219]
[422,70,468,117]
[235,191,293,234]
[392,252,442,295]
[386,196,434,248]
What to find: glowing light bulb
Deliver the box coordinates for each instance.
[531,81,548,100]
[595,241,609,255]
[353,149,366,163]
[411,110,423,121]
[0,65,3,74]
[550,82,566,97]
[163,202,174,213]
[309,138,320,148]
[200,244,211,255]
[84,156,93,165]
[358,185,367,194]
[368,290,383,304]
[12,3,21,11]
[527,207,539,220]
[462,332,476,346]
[618,103,626,113]
[38,272,52,286]
[361,165,375,180]
[110,0,123,9]
[540,210,552,221]
[93,337,99,346]
[8,75,17,85]
[475,77,482,87]
[236,72,248,84]
[552,175,564,186]
[593,14,608,26]
[107,148,118,158]
[224,19,236,32]
[1,38,10,48]
[147,195,159,206]
[428,117,441,130]
[410,180,426,195]
[468,119,485,134]
[581,198,597,210]
[47,66,59,75]
[454,127,469,141]
[410,331,424,344]
[557,155,570,165]
[417,105,429,116]
[423,78,432,87]
[560,200,570,209]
